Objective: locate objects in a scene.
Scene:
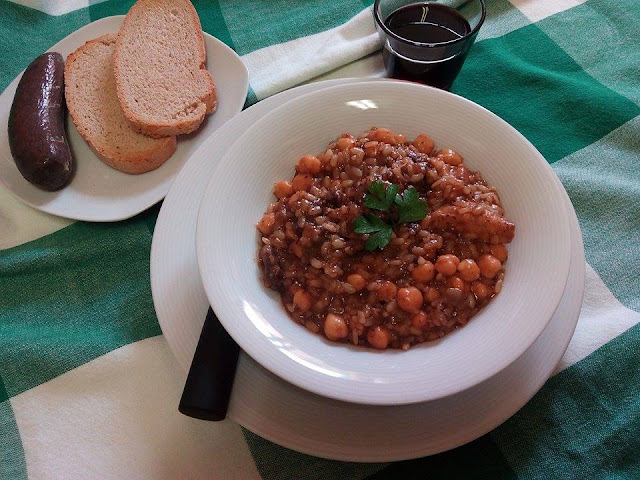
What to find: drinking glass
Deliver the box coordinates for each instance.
[373,0,486,89]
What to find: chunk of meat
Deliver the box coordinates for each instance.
[430,203,515,243]
[260,244,284,289]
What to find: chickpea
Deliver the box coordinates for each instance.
[457,259,480,282]
[411,262,435,283]
[477,254,502,279]
[437,149,463,166]
[336,137,355,150]
[363,141,379,157]
[257,213,276,234]
[412,134,435,155]
[471,281,490,300]
[372,128,395,144]
[411,311,428,328]
[273,180,293,199]
[293,289,312,312]
[490,244,509,262]
[372,280,397,302]
[435,254,460,276]
[367,325,391,349]
[324,313,348,341]
[426,287,440,302]
[447,276,469,292]
[292,174,313,191]
[296,155,322,174]
[396,287,424,313]
[346,273,366,291]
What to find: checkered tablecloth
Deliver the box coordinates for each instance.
[1,0,639,478]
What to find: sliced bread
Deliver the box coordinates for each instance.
[113,0,217,138]
[65,34,177,174]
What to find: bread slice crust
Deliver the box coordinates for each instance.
[65,34,177,174]
[113,0,217,138]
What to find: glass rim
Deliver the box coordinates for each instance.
[373,0,487,48]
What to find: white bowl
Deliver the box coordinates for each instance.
[196,81,571,405]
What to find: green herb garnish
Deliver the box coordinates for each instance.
[353,180,428,251]
[353,214,393,252]
[394,185,428,224]
[364,180,398,211]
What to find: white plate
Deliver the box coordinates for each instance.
[151,78,585,461]
[195,81,572,405]
[0,16,248,222]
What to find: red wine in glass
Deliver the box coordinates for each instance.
[382,2,474,90]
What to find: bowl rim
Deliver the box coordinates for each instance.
[196,80,572,405]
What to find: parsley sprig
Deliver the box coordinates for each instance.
[364,181,398,211]
[353,181,428,251]
[353,214,393,251]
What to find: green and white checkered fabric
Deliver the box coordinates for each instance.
[1,0,639,478]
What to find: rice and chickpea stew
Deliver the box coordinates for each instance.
[257,128,515,350]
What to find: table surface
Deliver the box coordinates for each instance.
[0,1,638,479]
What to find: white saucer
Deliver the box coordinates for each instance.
[0,16,248,222]
[151,78,585,461]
